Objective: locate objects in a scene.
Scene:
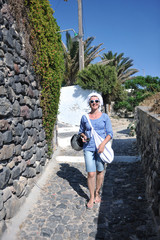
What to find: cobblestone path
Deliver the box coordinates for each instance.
[14,161,158,240]
[2,118,158,240]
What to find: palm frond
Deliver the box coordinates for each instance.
[99,50,138,83]
[118,69,139,83]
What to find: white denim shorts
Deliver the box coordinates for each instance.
[83,150,105,173]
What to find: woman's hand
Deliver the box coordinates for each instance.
[97,135,111,153]
[97,142,105,153]
[80,133,88,142]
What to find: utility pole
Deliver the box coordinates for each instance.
[64,0,84,70]
[78,0,84,70]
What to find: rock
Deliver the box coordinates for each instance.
[23,148,34,161]
[0,49,4,57]
[0,71,4,85]
[12,100,20,116]
[22,167,36,178]
[12,123,24,136]
[11,166,20,180]
[24,120,32,128]
[0,97,12,116]
[40,228,53,238]
[14,144,21,156]
[19,74,25,83]
[0,193,3,210]
[38,130,45,141]
[0,86,7,96]
[22,136,34,150]
[19,160,27,173]
[0,12,4,24]
[21,130,28,145]
[35,161,41,173]
[32,119,39,129]
[3,29,14,48]
[0,144,14,161]
[6,86,16,103]
[0,119,10,131]
[33,106,39,119]
[20,105,30,119]
[3,130,12,143]
[0,220,7,238]
[0,208,6,221]
[5,52,14,69]
[40,158,46,166]
[38,108,43,118]
[36,148,42,161]
[13,82,22,94]
[9,28,18,39]
[29,154,36,165]
[13,156,22,164]
[0,132,3,146]
[7,160,15,169]
[13,178,27,197]
[0,167,10,189]
[26,86,34,98]
[37,140,46,147]
[2,187,12,203]
[4,195,22,219]
[14,40,21,54]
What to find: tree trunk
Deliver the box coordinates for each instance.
[102,93,111,114]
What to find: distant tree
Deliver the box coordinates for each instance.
[62,32,104,86]
[114,75,160,112]
[77,64,119,112]
[100,51,138,83]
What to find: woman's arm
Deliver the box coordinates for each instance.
[78,115,88,142]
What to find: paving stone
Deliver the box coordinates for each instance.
[15,160,158,239]
[2,119,159,240]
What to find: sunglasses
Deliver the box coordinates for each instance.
[90,100,99,104]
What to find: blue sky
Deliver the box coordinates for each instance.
[49,0,160,78]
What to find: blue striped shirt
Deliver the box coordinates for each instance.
[79,113,113,151]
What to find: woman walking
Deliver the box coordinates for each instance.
[79,93,113,209]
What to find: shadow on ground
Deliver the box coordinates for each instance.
[57,163,89,201]
[112,138,138,156]
[95,162,158,240]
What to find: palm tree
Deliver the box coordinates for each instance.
[62,32,104,85]
[100,51,138,83]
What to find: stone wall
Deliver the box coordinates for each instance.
[136,106,160,231]
[0,0,49,233]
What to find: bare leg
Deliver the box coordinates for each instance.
[87,172,96,208]
[95,170,104,203]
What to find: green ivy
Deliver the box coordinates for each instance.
[25,0,64,156]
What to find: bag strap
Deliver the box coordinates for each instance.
[85,114,94,137]
[85,114,93,128]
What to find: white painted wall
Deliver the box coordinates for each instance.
[58,85,100,126]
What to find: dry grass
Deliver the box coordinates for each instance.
[140,92,160,114]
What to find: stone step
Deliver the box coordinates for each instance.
[56,155,84,163]
[56,155,141,163]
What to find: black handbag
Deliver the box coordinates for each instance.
[70,134,83,151]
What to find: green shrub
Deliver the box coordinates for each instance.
[9,0,64,156]
[25,0,64,156]
[114,76,160,112]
